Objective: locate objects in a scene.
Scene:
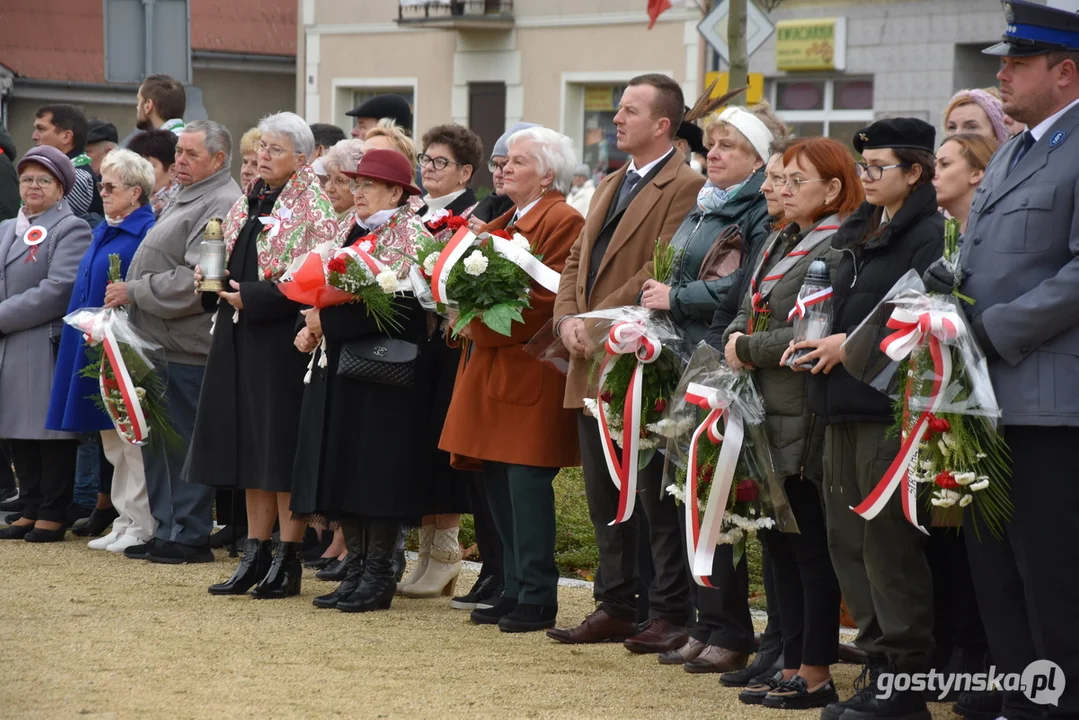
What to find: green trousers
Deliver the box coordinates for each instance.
[484,462,560,607]
[822,422,934,670]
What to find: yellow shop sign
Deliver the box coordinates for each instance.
[775,18,847,71]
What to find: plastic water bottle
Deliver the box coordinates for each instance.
[788,259,833,368]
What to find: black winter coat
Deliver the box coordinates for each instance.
[470,191,514,224]
[185,185,310,492]
[808,182,944,424]
[0,127,18,223]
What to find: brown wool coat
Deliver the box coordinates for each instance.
[439,192,585,469]
[552,148,705,408]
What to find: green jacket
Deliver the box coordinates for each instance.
[666,169,769,346]
[722,217,841,480]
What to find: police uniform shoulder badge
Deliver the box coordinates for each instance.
[1050,130,1066,149]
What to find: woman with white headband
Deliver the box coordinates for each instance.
[640,99,782,674]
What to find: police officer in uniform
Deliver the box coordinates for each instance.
[926,2,1079,718]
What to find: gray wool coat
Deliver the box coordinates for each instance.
[0,201,91,439]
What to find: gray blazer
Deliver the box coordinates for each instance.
[961,102,1079,426]
[0,201,91,439]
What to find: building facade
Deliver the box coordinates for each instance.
[300,0,1026,190]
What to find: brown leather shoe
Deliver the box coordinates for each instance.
[546,609,636,644]
[837,642,867,665]
[623,619,689,654]
[658,637,706,665]
[684,645,750,674]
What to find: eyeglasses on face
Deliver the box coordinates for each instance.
[855,162,911,181]
[257,141,297,158]
[97,181,131,195]
[349,179,381,194]
[488,160,507,173]
[19,175,55,188]
[775,176,828,195]
[418,153,462,171]
[327,175,353,189]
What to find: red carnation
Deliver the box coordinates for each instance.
[927,415,951,435]
[327,256,348,274]
[736,478,759,503]
[426,215,448,231]
[935,472,959,490]
[654,398,667,413]
[490,229,512,240]
[446,216,469,230]
[600,390,613,403]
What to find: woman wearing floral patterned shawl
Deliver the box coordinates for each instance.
[189,113,340,600]
[289,149,436,613]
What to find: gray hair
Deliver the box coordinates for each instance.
[506,126,578,195]
[182,120,233,166]
[322,138,366,176]
[258,111,315,158]
[99,148,155,206]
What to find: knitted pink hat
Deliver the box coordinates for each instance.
[944,89,1009,145]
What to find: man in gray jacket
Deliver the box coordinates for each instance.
[103,120,241,565]
[926,3,1079,719]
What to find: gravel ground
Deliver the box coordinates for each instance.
[0,540,955,719]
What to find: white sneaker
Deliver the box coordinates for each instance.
[88,531,121,550]
[106,534,145,553]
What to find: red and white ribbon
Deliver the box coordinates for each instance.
[595,320,662,525]
[75,313,150,445]
[787,286,833,322]
[429,227,561,305]
[682,382,745,587]
[851,306,963,533]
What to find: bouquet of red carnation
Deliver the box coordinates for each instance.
[423,209,470,235]
[842,263,1011,540]
[661,342,796,581]
[412,225,560,337]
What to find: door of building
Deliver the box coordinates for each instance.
[468,82,506,196]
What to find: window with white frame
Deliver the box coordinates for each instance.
[770,77,874,150]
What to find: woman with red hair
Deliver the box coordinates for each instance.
[720,136,863,711]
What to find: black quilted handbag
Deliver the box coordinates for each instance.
[337,337,419,388]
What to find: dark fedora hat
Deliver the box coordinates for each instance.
[342,148,422,196]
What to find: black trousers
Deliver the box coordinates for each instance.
[676,504,755,651]
[484,462,559,606]
[469,470,502,582]
[0,440,14,495]
[8,439,78,523]
[965,426,1079,719]
[215,488,248,529]
[577,411,688,624]
[98,441,113,495]
[926,528,987,670]
[760,541,783,654]
[760,475,841,669]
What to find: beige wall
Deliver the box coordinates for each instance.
[6,68,295,179]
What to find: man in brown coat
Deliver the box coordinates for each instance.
[547,74,705,651]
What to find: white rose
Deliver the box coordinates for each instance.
[423,251,440,276]
[463,249,489,276]
[376,270,398,294]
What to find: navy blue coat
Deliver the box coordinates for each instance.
[46,204,155,432]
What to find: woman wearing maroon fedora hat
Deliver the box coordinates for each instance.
[289,148,440,613]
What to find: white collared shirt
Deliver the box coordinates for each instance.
[628,147,674,181]
[1029,98,1079,142]
[511,197,542,225]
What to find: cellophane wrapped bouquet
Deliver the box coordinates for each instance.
[842,258,1011,539]
[658,343,796,581]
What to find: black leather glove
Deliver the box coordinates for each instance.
[922,257,958,295]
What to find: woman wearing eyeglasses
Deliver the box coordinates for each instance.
[190,112,339,595]
[391,124,484,601]
[321,138,366,241]
[785,119,943,720]
[721,137,864,711]
[471,123,539,227]
[46,149,157,551]
[0,146,91,541]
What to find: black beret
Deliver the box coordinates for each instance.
[87,119,119,144]
[677,119,708,157]
[345,93,412,130]
[853,117,936,155]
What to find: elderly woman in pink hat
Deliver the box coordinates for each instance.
[290,148,439,614]
[0,145,91,541]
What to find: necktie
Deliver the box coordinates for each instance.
[1008,131,1036,174]
[509,211,520,227]
[616,169,642,210]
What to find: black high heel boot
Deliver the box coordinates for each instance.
[209,539,272,595]
[313,522,366,609]
[338,521,398,613]
[251,541,303,599]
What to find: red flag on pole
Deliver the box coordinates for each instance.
[647,0,672,29]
